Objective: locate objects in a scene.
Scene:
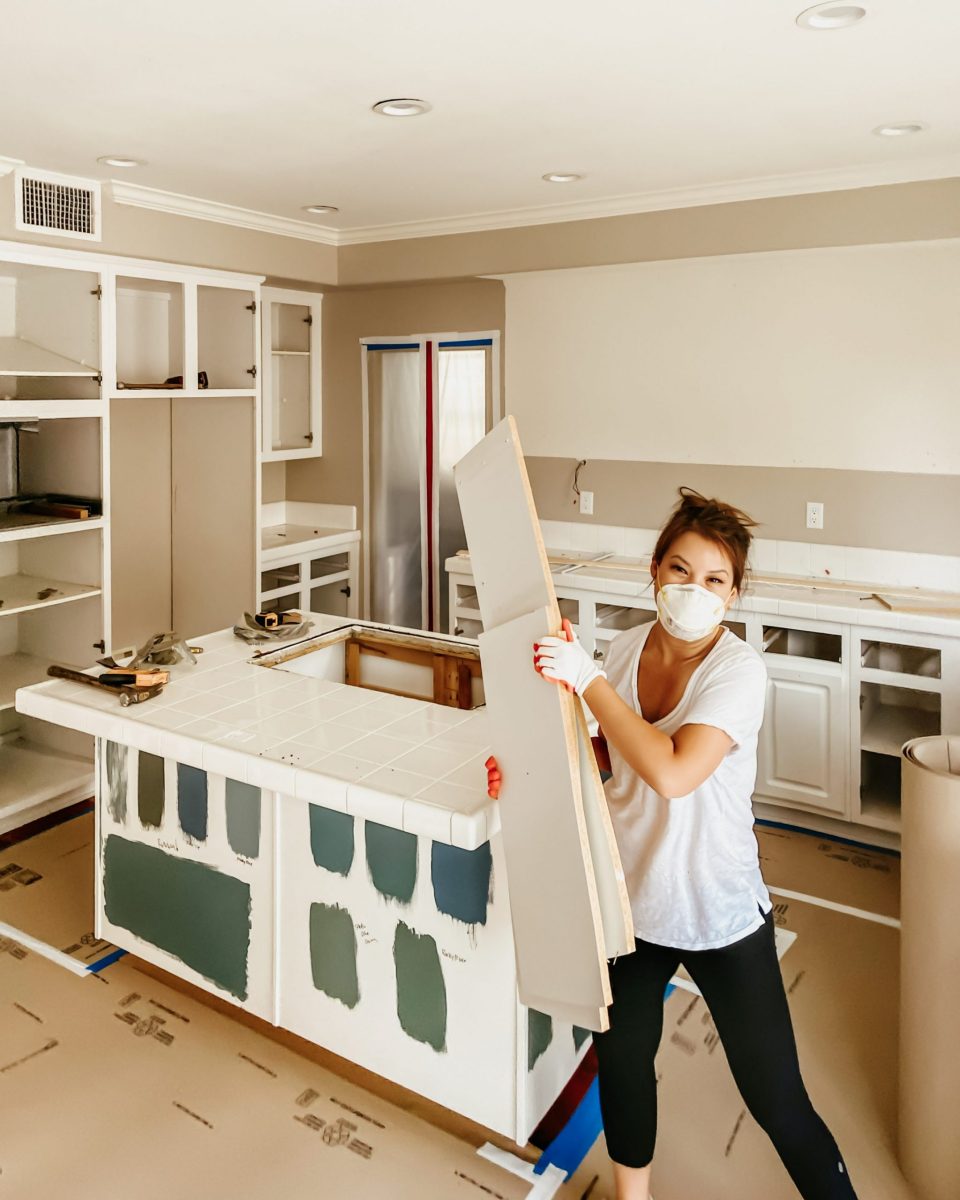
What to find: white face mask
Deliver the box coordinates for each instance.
[656,583,726,642]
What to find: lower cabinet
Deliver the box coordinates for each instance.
[258,541,359,619]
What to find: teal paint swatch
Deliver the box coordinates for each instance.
[137,751,165,828]
[177,764,208,841]
[309,805,355,876]
[365,821,417,904]
[528,1008,553,1071]
[103,835,250,1000]
[104,740,128,823]
[573,1025,591,1052]
[309,902,360,1008]
[393,921,446,1052]
[430,841,492,926]
[225,779,261,859]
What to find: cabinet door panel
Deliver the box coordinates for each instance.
[171,396,256,639]
[757,669,846,813]
[110,396,172,649]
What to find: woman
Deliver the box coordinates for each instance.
[485,489,857,1200]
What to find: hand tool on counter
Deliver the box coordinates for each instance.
[98,630,203,671]
[233,611,313,643]
[47,664,165,707]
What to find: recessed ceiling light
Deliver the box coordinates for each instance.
[542,173,583,184]
[302,205,340,215]
[873,122,925,137]
[796,3,866,29]
[97,155,145,168]
[372,98,431,118]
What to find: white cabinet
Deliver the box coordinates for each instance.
[259,287,322,461]
[259,543,359,620]
[1,242,108,831]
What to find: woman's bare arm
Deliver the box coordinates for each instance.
[582,677,732,798]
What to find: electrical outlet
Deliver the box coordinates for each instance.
[579,490,594,515]
[806,501,824,530]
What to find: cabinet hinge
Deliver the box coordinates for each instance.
[304,314,313,326]
[93,640,106,652]
[304,432,313,443]
[94,371,103,387]
[90,285,102,300]
[340,585,351,598]
[247,365,257,379]
[246,300,257,314]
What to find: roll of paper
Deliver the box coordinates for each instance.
[900,736,960,1200]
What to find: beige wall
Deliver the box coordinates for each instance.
[338,177,960,285]
[285,279,506,540]
[527,457,960,556]
[0,183,337,282]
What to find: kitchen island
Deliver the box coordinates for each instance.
[16,615,587,1141]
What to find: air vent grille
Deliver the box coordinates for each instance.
[14,168,101,241]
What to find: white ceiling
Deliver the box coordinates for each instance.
[4,0,960,243]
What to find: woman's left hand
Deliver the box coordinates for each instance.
[534,618,606,697]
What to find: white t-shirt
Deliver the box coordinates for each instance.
[602,621,772,951]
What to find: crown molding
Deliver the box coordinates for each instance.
[336,155,960,245]
[0,155,25,177]
[97,157,960,249]
[109,181,340,246]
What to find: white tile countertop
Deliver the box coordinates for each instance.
[16,615,495,850]
[260,501,360,561]
[448,552,960,636]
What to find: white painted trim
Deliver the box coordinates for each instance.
[335,155,960,244]
[0,237,263,288]
[767,885,901,929]
[101,158,960,247]
[0,155,25,177]
[0,920,91,976]
[360,343,371,620]
[110,181,339,246]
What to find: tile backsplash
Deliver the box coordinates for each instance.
[539,521,960,594]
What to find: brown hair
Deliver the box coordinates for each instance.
[652,487,758,592]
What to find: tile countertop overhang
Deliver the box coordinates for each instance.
[447,554,960,635]
[15,615,495,850]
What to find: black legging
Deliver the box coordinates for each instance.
[593,910,857,1198]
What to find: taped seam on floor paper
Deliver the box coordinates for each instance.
[476,1144,567,1198]
[0,922,90,977]
[87,947,127,973]
[767,886,901,929]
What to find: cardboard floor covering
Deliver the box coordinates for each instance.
[0,812,913,1200]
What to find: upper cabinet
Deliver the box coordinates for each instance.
[0,259,102,405]
[260,286,322,461]
[106,267,261,397]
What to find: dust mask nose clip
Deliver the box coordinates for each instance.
[656,583,726,642]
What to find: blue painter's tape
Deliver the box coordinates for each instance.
[437,339,494,349]
[755,816,900,858]
[664,982,676,1000]
[364,343,422,352]
[533,1076,603,1180]
[87,948,128,973]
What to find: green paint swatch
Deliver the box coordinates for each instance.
[365,822,417,904]
[137,752,165,828]
[177,764,208,841]
[226,779,261,859]
[572,1025,592,1052]
[430,841,492,926]
[103,835,251,1000]
[528,1008,553,1071]
[309,902,360,1008]
[309,805,355,876]
[394,921,446,1052]
[104,740,128,823]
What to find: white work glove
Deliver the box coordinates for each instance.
[534,618,606,697]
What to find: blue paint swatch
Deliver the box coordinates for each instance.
[430,841,492,926]
[309,805,355,876]
[177,764,208,841]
